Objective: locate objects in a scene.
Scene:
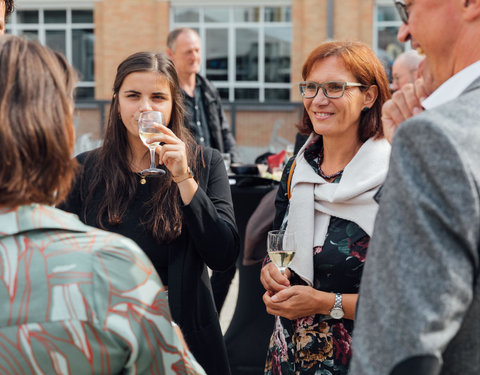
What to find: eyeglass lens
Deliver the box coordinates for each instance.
[301,82,346,99]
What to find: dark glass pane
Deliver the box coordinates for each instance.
[217,88,229,101]
[72,29,95,82]
[236,28,258,81]
[264,27,291,83]
[377,5,401,22]
[377,26,405,82]
[46,30,66,55]
[75,87,94,99]
[265,7,291,22]
[233,7,259,22]
[206,28,228,81]
[45,10,66,24]
[235,88,259,101]
[174,8,199,22]
[72,10,93,23]
[205,8,229,23]
[265,88,290,102]
[19,30,39,42]
[16,11,39,24]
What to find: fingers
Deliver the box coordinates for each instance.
[142,125,188,176]
[382,100,402,144]
[271,287,296,302]
[399,84,421,116]
[382,81,425,144]
[414,77,429,104]
[263,287,308,320]
[260,262,290,294]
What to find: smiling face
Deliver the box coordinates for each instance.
[397,0,461,87]
[304,56,375,142]
[118,71,173,146]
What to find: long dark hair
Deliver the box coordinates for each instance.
[297,41,391,141]
[83,51,200,242]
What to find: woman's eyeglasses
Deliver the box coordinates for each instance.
[298,81,367,99]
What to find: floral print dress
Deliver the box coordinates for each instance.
[265,138,370,375]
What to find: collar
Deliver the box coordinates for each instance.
[0,204,90,238]
[422,60,480,110]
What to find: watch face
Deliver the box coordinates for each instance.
[330,307,344,319]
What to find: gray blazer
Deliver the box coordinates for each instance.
[350,77,480,375]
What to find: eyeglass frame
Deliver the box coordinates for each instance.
[297,81,368,99]
[394,1,409,24]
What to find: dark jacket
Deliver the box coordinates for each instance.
[195,74,240,163]
[60,147,239,375]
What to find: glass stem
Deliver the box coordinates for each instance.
[149,147,156,169]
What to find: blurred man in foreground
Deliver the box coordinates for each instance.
[351,0,480,374]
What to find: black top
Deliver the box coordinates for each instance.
[183,73,240,163]
[60,146,240,375]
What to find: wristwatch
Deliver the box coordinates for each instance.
[172,167,194,183]
[329,293,344,319]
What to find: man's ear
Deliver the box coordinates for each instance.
[166,48,173,59]
[463,0,480,21]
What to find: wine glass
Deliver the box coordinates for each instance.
[221,153,231,173]
[267,230,295,327]
[267,230,295,275]
[138,111,166,175]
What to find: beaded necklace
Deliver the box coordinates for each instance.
[317,147,344,180]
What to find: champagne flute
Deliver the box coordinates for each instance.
[138,111,166,175]
[267,230,295,275]
[268,230,295,327]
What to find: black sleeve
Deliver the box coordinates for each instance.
[57,151,91,218]
[272,156,295,230]
[181,148,240,271]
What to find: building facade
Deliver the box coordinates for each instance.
[7,0,405,160]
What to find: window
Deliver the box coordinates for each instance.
[171,5,292,102]
[374,1,406,81]
[6,8,95,99]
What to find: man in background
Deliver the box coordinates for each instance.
[166,27,239,163]
[391,49,423,91]
[0,0,14,34]
[167,27,240,314]
[351,0,480,374]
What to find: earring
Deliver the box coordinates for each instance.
[361,106,370,113]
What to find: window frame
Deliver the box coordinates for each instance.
[170,2,292,103]
[6,2,95,97]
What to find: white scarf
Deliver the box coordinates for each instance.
[286,133,391,285]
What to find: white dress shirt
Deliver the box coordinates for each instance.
[422,59,480,110]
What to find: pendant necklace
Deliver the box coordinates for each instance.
[136,173,147,185]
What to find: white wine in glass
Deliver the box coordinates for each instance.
[138,111,165,175]
[267,230,295,274]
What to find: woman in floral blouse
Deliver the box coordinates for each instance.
[260,41,392,375]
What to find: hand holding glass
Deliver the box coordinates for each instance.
[138,111,166,175]
[267,230,295,275]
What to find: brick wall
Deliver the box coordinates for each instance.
[94,0,170,99]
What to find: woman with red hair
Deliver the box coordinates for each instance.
[260,41,392,375]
